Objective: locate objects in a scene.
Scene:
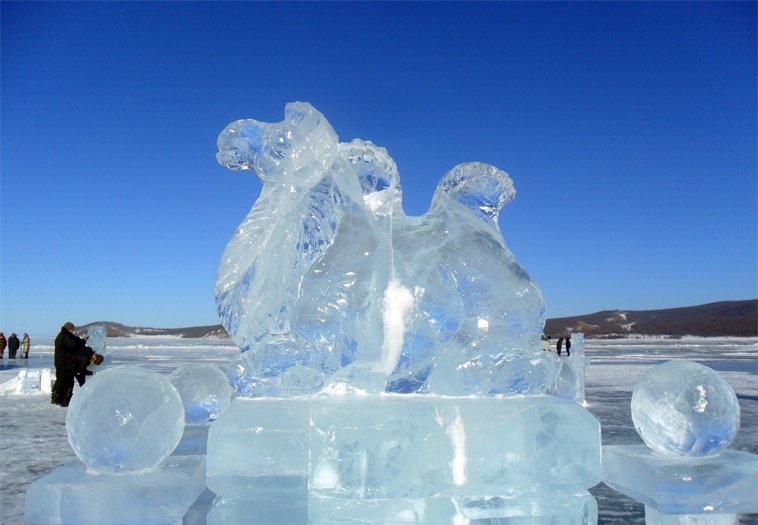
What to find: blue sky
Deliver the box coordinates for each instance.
[1,2,756,336]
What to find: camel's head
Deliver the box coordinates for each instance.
[216,102,339,185]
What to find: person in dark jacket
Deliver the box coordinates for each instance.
[0,332,6,359]
[51,322,102,407]
[565,335,571,357]
[7,333,20,359]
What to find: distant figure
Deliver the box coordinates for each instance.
[21,333,30,359]
[556,337,564,356]
[0,333,6,359]
[541,334,550,351]
[565,335,571,356]
[7,333,20,359]
[51,322,103,407]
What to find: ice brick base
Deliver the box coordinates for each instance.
[206,395,601,523]
[602,445,758,514]
[25,455,206,525]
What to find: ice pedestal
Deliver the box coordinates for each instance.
[602,445,758,514]
[206,395,601,523]
[24,455,206,525]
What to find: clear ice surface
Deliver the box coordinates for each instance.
[86,324,112,372]
[24,455,205,525]
[169,363,232,424]
[602,445,758,514]
[215,102,548,396]
[86,324,106,354]
[66,366,185,474]
[631,360,740,457]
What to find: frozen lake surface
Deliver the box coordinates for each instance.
[1,336,756,524]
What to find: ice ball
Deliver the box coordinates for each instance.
[169,363,232,424]
[66,366,185,474]
[631,360,740,456]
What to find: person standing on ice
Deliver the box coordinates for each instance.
[556,337,564,356]
[0,333,6,358]
[21,333,30,359]
[565,335,571,356]
[51,322,102,407]
[7,333,20,359]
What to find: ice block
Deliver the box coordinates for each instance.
[602,445,758,514]
[25,455,206,525]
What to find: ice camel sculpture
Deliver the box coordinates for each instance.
[214,102,556,397]
[206,102,600,523]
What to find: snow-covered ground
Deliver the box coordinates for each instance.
[0,336,755,524]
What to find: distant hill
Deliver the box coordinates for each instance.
[82,299,757,339]
[544,300,757,338]
[78,321,228,339]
